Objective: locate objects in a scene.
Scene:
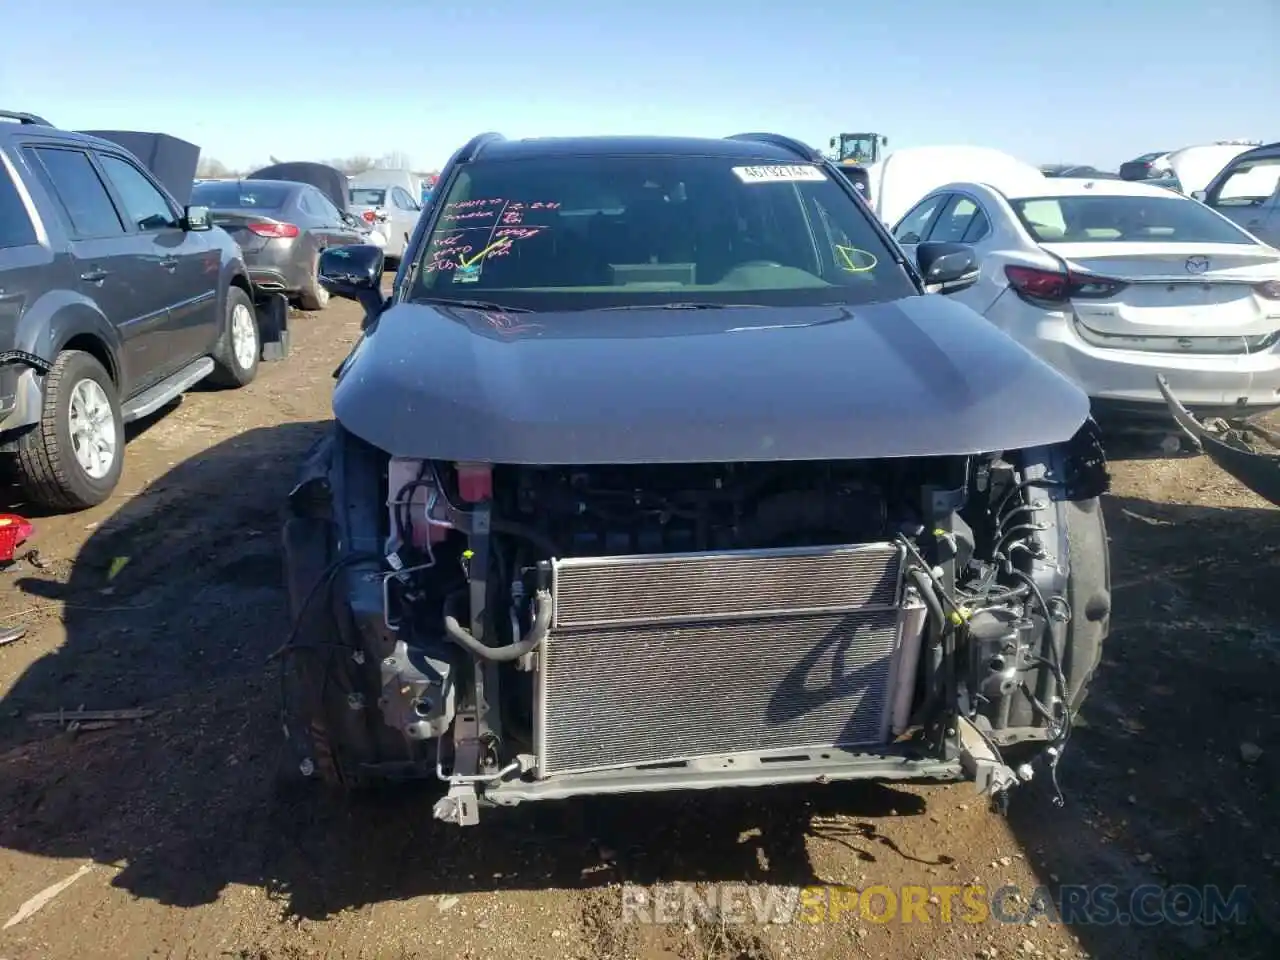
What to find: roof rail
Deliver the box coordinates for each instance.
[726,133,822,163]
[456,132,505,163]
[0,110,52,126]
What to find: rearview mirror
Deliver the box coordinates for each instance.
[320,244,386,317]
[182,205,212,231]
[916,241,980,295]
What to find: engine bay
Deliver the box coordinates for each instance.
[277,421,1110,825]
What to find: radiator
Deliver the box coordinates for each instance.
[535,542,910,778]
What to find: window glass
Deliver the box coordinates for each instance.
[930,196,981,243]
[393,187,417,210]
[1208,158,1280,207]
[313,192,342,223]
[98,154,178,230]
[29,147,124,238]
[192,180,292,209]
[298,190,320,216]
[961,207,990,243]
[350,187,386,206]
[1011,195,1253,244]
[0,162,37,248]
[893,195,945,243]
[409,156,917,311]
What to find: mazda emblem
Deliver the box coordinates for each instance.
[1185,255,1210,274]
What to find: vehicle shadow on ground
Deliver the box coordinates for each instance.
[1005,493,1280,960]
[0,422,937,918]
[0,397,186,519]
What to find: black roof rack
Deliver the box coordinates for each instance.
[0,110,53,126]
[726,133,822,163]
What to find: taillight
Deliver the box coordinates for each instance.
[361,209,377,223]
[246,221,299,238]
[1004,265,1126,303]
[1254,279,1280,300]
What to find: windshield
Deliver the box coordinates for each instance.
[1208,157,1280,206]
[191,180,291,210]
[837,135,876,163]
[1011,194,1253,245]
[407,155,915,311]
[350,187,386,206]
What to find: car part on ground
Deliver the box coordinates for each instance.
[892,177,1280,424]
[280,132,1113,827]
[1158,374,1280,506]
[0,111,291,511]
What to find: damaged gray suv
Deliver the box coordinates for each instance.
[279,132,1112,826]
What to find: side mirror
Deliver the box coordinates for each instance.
[916,241,980,294]
[320,244,386,317]
[182,205,212,231]
[1190,190,1207,202]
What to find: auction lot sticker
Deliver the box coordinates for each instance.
[733,164,827,183]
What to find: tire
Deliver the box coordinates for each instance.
[298,254,330,311]
[14,350,124,511]
[208,286,260,388]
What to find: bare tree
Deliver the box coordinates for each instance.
[196,156,231,179]
[374,150,413,170]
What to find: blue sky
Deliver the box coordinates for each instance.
[2,0,1275,172]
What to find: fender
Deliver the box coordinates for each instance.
[16,287,124,381]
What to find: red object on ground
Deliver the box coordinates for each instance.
[0,514,33,562]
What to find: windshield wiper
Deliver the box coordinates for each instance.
[599,302,764,311]
[413,296,532,313]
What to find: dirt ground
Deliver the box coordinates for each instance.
[0,295,1276,960]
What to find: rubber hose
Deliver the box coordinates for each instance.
[444,588,552,662]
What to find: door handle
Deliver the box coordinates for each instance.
[159,257,178,270]
[80,269,109,283]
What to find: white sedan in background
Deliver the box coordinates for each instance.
[893,178,1280,420]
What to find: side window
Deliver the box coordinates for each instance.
[1206,160,1280,207]
[961,207,991,243]
[894,194,946,244]
[393,187,419,211]
[97,154,179,231]
[0,161,37,248]
[28,147,124,238]
[314,193,342,224]
[930,195,983,243]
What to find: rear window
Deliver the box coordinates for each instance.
[1011,194,1252,245]
[0,160,37,248]
[408,154,916,311]
[191,180,291,209]
[1207,158,1280,207]
[350,188,386,206]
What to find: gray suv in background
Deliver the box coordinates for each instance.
[0,110,287,510]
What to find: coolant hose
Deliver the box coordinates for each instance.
[444,588,552,662]
[908,568,946,646]
[907,567,947,724]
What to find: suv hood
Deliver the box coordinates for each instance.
[333,296,1090,463]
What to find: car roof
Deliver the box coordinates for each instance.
[471,135,815,163]
[0,119,132,154]
[1224,141,1280,163]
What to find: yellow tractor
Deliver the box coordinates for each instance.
[828,132,888,196]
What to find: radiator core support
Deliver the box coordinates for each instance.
[534,542,915,779]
